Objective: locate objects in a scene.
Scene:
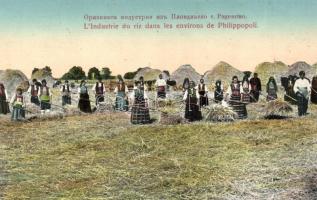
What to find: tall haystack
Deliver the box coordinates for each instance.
[254,61,288,85]
[0,69,29,98]
[170,64,201,86]
[287,61,316,80]
[203,61,244,85]
[31,67,55,87]
[133,67,169,81]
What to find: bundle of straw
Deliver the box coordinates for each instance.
[95,102,114,113]
[204,104,238,122]
[160,112,184,125]
[264,99,293,118]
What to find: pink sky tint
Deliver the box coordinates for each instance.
[0,32,316,78]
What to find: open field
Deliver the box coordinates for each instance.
[1,99,317,199]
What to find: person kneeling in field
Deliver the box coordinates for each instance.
[130,77,151,124]
[183,81,202,122]
[10,88,26,121]
[39,79,52,114]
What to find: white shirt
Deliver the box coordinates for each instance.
[195,83,208,92]
[294,78,311,94]
[129,88,148,101]
[226,83,243,96]
[27,84,39,94]
[10,93,26,106]
[114,85,128,93]
[60,84,71,92]
[155,79,167,87]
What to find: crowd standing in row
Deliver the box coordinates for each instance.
[0,71,316,123]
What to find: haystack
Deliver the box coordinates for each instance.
[204,104,238,122]
[95,102,114,113]
[264,99,293,119]
[160,112,184,125]
[25,103,41,114]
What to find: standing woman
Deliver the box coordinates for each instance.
[266,77,278,101]
[311,76,317,104]
[225,76,247,119]
[78,80,92,113]
[0,83,10,115]
[130,77,150,124]
[39,79,52,113]
[183,81,202,121]
[241,76,251,103]
[10,88,26,121]
[115,78,129,111]
[214,80,224,103]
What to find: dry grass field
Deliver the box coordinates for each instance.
[0,91,317,199]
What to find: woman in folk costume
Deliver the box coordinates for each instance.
[10,88,26,121]
[225,76,247,119]
[27,79,40,106]
[241,76,251,103]
[130,77,151,124]
[39,79,52,113]
[92,77,106,105]
[182,77,190,93]
[266,77,278,101]
[60,80,72,106]
[155,74,167,99]
[311,76,317,104]
[78,80,92,113]
[249,73,262,102]
[294,71,311,116]
[0,83,10,115]
[183,81,202,121]
[214,80,224,103]
[114,78,129,111]
[196,78,209,107]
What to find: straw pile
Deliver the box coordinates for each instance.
[25,103,41,114]
[204,104,238,122]
[95,102,114,113]
[264,99,293,119]
[63,104,83,116]
[160,112,184,125]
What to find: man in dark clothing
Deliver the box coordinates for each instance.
[250,73,262,102]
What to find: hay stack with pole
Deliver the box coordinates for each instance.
[203,104,238,122]
[264,99,293,119]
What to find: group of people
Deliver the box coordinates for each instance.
[1,71,316,122]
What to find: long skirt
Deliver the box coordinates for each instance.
[131,99,150,124]
[78,93,92,113]
[40,100,51,110]
[95,94,104,105]
[311,88,317,104]
[157,91,166,99]
[115,92,127,111]
[199,95,209,107]
[0,96,10,114]
[62,95,71,106]
[241,93,251,103]
[185,98,202,121]
[214,90,223,103]
[229,95,247,119]
[297,94,308,116]
[267,89,278,101]
[31,96,40,106]
[250,90,260,102]
[11,106,25,121]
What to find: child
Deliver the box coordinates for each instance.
[10,88,26,121]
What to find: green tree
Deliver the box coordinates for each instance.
[88,67,100,80]
[32,68,40,75]
[62,66,86,81]
[101,67,112,79]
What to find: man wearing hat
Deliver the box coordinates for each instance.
[293,71,311,116]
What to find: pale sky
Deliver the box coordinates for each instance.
[0,0,317,78]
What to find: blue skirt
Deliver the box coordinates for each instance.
[115,92,127,111]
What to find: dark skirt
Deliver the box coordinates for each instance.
[199,95,209,107]
[311,88,317,104]
[229,95,247,119]
[0,96,10,114]
[115,92,128,111]
[31,96,40,106]
[157,91,166,99]
[185,97,202,121]
[62,95,71,106]
[250,90,260,102]
[131,99,150,124]
[11,105,25,121]
[267,89,277,101]
[297,93,308,116]
[214,90,223,103]
[78,93,92,113]
[40,100,51,110]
